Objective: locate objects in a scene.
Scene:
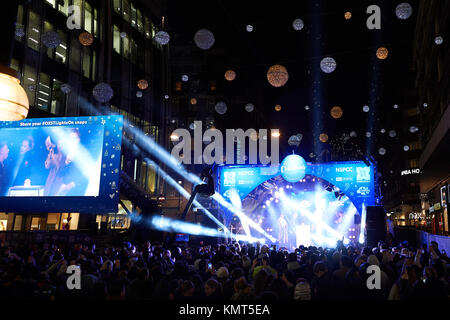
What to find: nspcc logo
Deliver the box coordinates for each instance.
[280,154,306,182]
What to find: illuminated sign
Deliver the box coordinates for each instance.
[401,168,421,176]
[280,154,306,182]
[440,186,447,208]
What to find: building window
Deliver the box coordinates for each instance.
[130,38,137,64]
[123,34,130,59]
[36,73,51,111]
[46,0,56,8]
[113,0,121,13]
[137,9,143,33]
[58,0,69,16]
[51,79,65,115]
[70,37,81,73]
[15,5,24,42]
[82,46,91,79]
[27,11,41,51]
[131,3,137,27]
[113,24,120,53]
[84,1,93,34]
[10,59,20,73]
[55,31,67,64]
[122,0,130,23]
[22,65,37,106]
[144,16,151,39]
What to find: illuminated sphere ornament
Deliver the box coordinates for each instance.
[28,84,36,92]
[15,26,25,38]
[363,105,370,112]
[319,133,329,143]
[288,135,301,147]
[320,57,337,73]
[350,131,357,138]
[136,91,143,98]
[246,25,253,32]
[181,74,189,82]
[164,94,169,99]
[378,148,386,155]
[403,145,410,151]
[344,11,352,20]
[381,128,386,134]
[376,47,389,60]
[366,132,372,138]
[155,31,170,45]
[137,79,148,90]
[42,31,61,49]
[190,98,197,105]
[393,104,399,109]
[224,70,236,81]
[423,102,428,108]
[330,106,343,119]
[395,3,413,20]
[296,133,303,140]
[280,154,307,182]
[120,32,127,38]
[389,130,397,138]
[305,105,310,110]
[215,101,227,115]
[435,36,444,45]
[245,103,254,112]
[0,68,29,120]
[92,82,113,103]
[60,83,71,94]
[309,153,315,158]
[292,18,304,31]
[189,123,196,130]
[275,105,282,112]
[267,64,289,87]
[409,126,419,133]
[79,31,94,46]
[194,29,215,50]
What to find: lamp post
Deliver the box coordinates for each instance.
[0,1,30,121]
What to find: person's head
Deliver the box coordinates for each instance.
[354,254,367,268]
[204,278,219,297]
[340,255,353,269]
[20,137,33,155]
[234,276,250,293]
[313,261,328,277]
[0,142,9,162]
[423,266,437,280]
[180,280,195,297]
[430,241,439,252]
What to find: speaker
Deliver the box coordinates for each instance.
[365,206,386,247]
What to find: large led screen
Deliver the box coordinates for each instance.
[0,116,123,213]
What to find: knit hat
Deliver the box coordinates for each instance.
[216,266,229,279]
[367,254,380,266]
[294,281,311,300]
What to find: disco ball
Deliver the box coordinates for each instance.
[15,26,25,38]
[92,82,114,103]
[320,57,337,73]
[267,65,289,87]
[181,75,189,82]
[376,47,389,60]
[164,94,169,99]
[435,36,444,45]
[194,29,215,50]
[409,126,419,133]
[403,145,410,151]
[330,106,343,119]
[155,31,170,45]
[381,129,386,134]
[79,31,94,46]
[393,104,399,109]
[423,103,428,108]
[292,18,304,31]
[274,105,282,112]
[245,103,254,112]
[363,105,370,112]
[389,130,397,138]
[288,135,301,146]
[60,83,71,94]
[136,91,143,98]
[395,3,413,20]
[319,133,329,143]
[246,25,253,32]
[28,84,36,92]
[42,31,61,49]
[350,131,357,138]
[366,132,372,138]
[215,101,227,114]
[190,98,197,105]
[137,79,148,90]
[225,70,236,81]
[344,11,352,20]
[305,105,310,110]
[378,148,386,155]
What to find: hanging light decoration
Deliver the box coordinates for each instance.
[363,105,370,112]
[15,25,25,38]
[42,31,61,49]
[319,133,329,143]
[0,67,29,121]
[194,29,215,50]
[155,31,170,45]
[245,103,254,112]
[267,64,289,87]
[403,145,410,151]
[164,94,170,99]
[393,104,399,109]
[120,32,127,38]
[28,84,36,92]
[92,82,114,103]
[292,18,304,31]
[409,126,419,133]
[137,79,148,90]
[320,57,337,73]
[189,123,196,130]
[350,131,357,138]
[395,3,413,20]
[330,106,343,119]
[190,98,197,105]
[389,130,397,138]
[79,31,94,46]
[381,128,386,134]
[215,101,227,114]
[296,133,303,140]
[60,83,71,94]
[246,25,253,32]
[378,148,386,155]
[274,104,282,112]
[305,105,310,110]
[224,70,236,81]
[309,152,315,158]
[376,47,389,60]
[136,91,143,98]
[435,36,444,45]
[344,11,352,20]
[366,132,372,138]
[288,135,301,146]
[181,74,189,82]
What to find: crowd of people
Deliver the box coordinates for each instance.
[0,235,448,300]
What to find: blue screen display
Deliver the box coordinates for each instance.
[0,116,123,213]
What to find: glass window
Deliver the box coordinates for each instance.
[46,0,56,8]
[122,0,130,23]
[82,47,91,78]
[131,4,137,27]
[43,21,54,58]
[27,11,41,51]
[51,79,65,115]
[69,37,81,73]
[94,8,98,37]
[15,5,24,42]
[123,35,130,59]
[137,9,143,33]
[113,25,120,53]
[84,1,92,33]
[144,16,151,39]
[10,59,20,73]
[58,0,69,16]
[55,30,67,64]
[36,73,51,111]
[113,0,121,14]
[23,65,37,106]
[130,38,137,64]
[92,50,96,81]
